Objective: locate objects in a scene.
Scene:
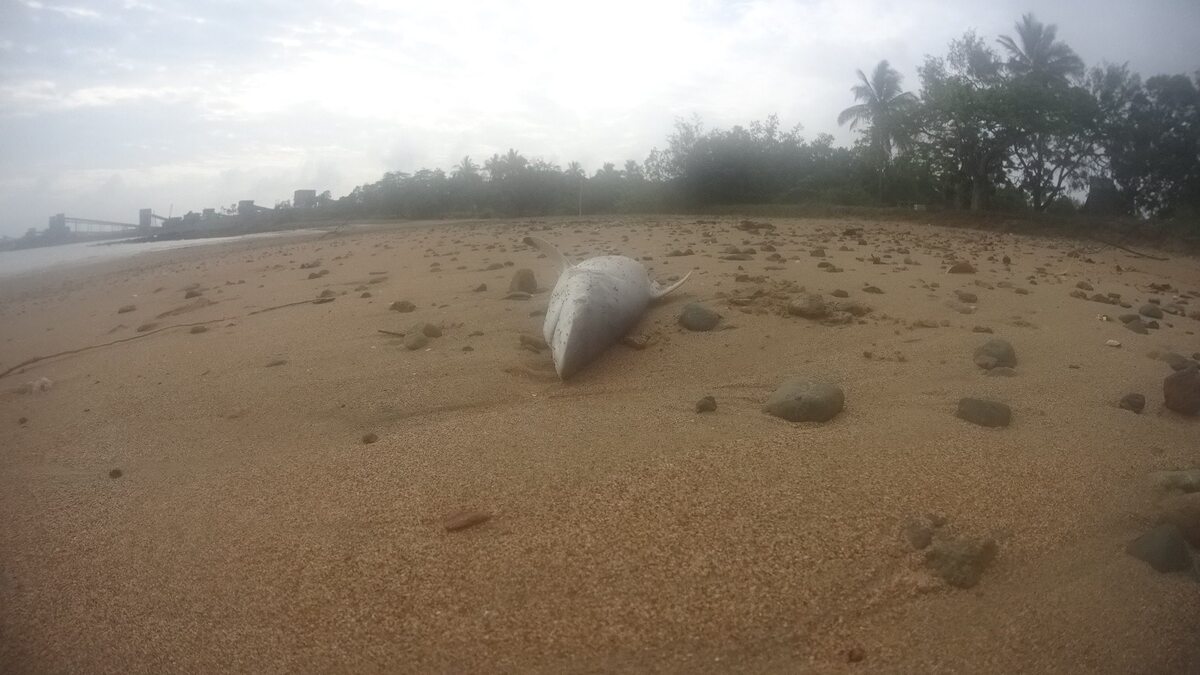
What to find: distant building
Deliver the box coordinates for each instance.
[294,189,317,209]
[202,208,216,220]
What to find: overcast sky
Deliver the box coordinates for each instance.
[0,0,1197,237]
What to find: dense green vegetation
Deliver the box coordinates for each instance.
[321,14,1198,225]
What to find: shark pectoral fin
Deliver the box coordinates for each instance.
[523,236,573,272]
[650,270,692,300]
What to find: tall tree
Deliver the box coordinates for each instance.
[837,60,918,201]
[996,13,1084,84]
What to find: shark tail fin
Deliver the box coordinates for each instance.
[523,236,572,272]
[650,270,692,300]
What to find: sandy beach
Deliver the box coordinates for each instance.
[1,216,1198,673]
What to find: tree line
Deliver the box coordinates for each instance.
[316,13,1197,225]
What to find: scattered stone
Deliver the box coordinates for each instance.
[136,322,158,333]
[810,248,826,257]
[924,536,998,588]
[404,333,429,350]
[1158,352,1195,372]
[443,510,491,532]
[620,333,658,350]
[1124,318,1149,334]
[948,262,976,274]
[509,268,537,294]
[390,300,416,313]
[846,647,866,663]
[1076,281,1094,291]
[414,322,442,338]
[1156,493,1200,547]
[1105,339,1121,347]
[362,433,379,444]
[973,338,1016,370]
[1118,313,1140,324]
[1151,469,1200,494]
[955,290,978,303]
[679,303,721,331]
[1163,367,1200,415]
[117,304,137,314]
[787,294,829,319]
[108,468,122,479]
[1139,304,1164,319]
[1125,524,1192,573]
[360,292,372,298]
[318,289,336,298]
[189,325,208,334]
[695,395,717,413]
[1069,290,1088,300]
[902,517,935,550]
[863,285,883,294]
[473,283,487,292]
[1119,393,1146,413]
[830,289,849,298]
[972,326,994,334]
[184,289,203,299]
[762,378,845,423]
[18,417,27,424]
[955,398,1012,427]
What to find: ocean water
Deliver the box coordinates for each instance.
[0,230,317,279]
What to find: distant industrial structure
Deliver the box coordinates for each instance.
[34,188,329,242]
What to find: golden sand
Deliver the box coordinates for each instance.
[1,216,1198,673]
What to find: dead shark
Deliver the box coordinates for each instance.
[524,236,691,379]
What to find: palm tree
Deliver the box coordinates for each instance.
[837,60,917,200]
[996,13,1084,83]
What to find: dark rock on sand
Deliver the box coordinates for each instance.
[404,333,429,350]
[509,268,538,294]
[117,304,136,314]
[390,300,416,313]
[695,396,717,413]
[1119,393,1146,413]
[1139,304,1164,319]
[973,338,1016,370]
[902,517,936,550]
[1163,367,1200,415]
[1124,318,1149,334]
[680,303,721,331]
[831,289,849,298]
[473,283,487,292]
[955,290,978,303]
[948,262,976,274]
[956,398,1012,427]
[788,294,829,319]
[362,433,379,444]
[108,468,123,479]
[763,378,845,423]
[1156,493,1200,547]
[1125,524,1192,573]
[189,325,208,334]
[444,510,491,532]
[924,536,998,588]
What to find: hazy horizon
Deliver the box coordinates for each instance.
[1,0,1197,238]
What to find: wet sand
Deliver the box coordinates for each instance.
[1,216,1198,673]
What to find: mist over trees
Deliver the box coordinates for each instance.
[318,13,1197,226]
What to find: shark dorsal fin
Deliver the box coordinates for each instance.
[523,236,572,272]
[650,270,692,299]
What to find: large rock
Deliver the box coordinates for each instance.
[973,338,1016,370]
[679,303,721,331]
[1125,524,1192,573]
[509,268,538,294]
[1139,304,1164,319]
[1156,493,1200,547]
[956,398,1012,427]
[1163,367,1200,415]
[787,294,829,319]
[1119,393,1146,413]
[763,378,845,423]
[924,536,998,588]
